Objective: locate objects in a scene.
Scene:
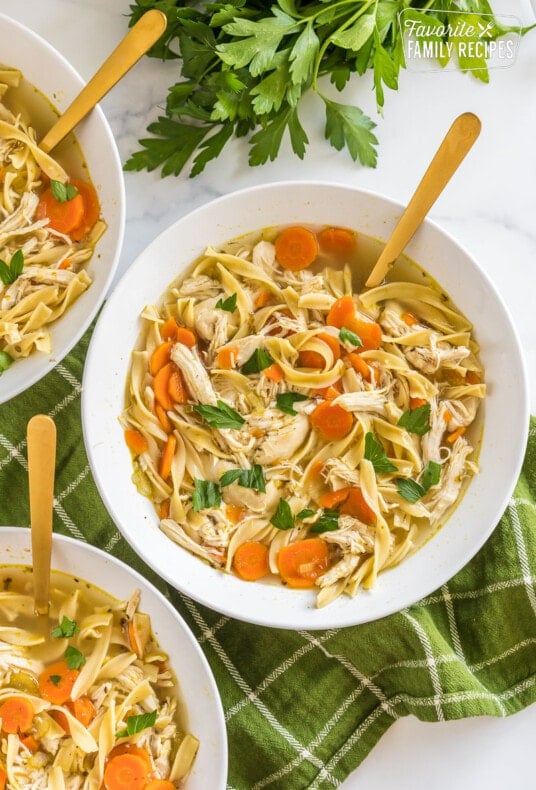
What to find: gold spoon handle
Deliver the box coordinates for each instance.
[365,112,482,288]
[39,9,167,154]
[27,414,57,615]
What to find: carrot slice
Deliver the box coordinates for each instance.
[159,434,177,480]
[36,185,84,235]
[340,487,376,525]
[409,397,427,410]
[317,488,351,509]
[160,317,179,341]
[275,226,318,271]
[20,734,39,752]
[346,352,372,381]
[155,404,172,433]
[103,753,149,790]
[144,780,176,790]
[159,499,171,520]
[318,227,356,258]
[68,179,101,241]
[70,696,95,728]
[346,317,382,351]
[326,296,356,328]
[149,341,173,376]
[0,697,34,734]
[153,363,174,410]
[175,326,196,348]
[39,661,79,705]
[466,370,481,384]
[168,365,189,404]
[226,504,247,523]
[277,538,330,588]
[0,766,6,790]
[311,383,343,400]
[310,400,353,441]
[447,426,466,443]
[124,429,148,455]
[107,744,152,772]
[233,541,270,581]
[263,363,284,382]
[254,290,273,309]
[216,345,239,370]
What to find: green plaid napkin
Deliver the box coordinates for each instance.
[1,326,535,790]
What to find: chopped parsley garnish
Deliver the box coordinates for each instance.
[296,508,315,520]
[65,645,86,670]
[241,348,274,375]
[0,351,13,374]
[339,327,362,348]
[220,464,266,493]
[216,293,238,312]
[397,461,442,503]
[397,403,432,436]
[310,509,339,534]
[50,179,79,203]
[193,400,245,429]
[192,479,222,511]
[270,498,294,530]
[0,249,24,286]
[116,710,157,739]
[364,432,397,473]
[276,392,308,416]
[51,616,80,639]
[49,674,62,686]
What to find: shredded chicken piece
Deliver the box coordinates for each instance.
[405,336,471,374]
[251,410,310,465]
[170,343,217,404]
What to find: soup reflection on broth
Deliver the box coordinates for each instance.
[0,67,105,375]
[0,567,198,788]
[122,224,485,607]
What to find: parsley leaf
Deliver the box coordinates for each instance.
[220,464,266,493]
[192,479,222,511]
[51,616,80,639]
[0,350,13,374]
[339,326,362,348]
[276,392,308,416]
[397,403,431,436]
[364,432,397,473]
[116,710,157,739]
[0,250,24,286]
[215,293,238,312]
[65,645,86,670]
[193,400,245,429]
[310,508,339,534]
[49,674,62,686]
[397,461,442,502]
[240,348,274,375]
[50,179,79,203]
[322,96,378,168]
[270,497,294,530]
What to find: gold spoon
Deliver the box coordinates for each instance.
[27,414,57,615]
[39,9,167,154]
[365,112,482,288]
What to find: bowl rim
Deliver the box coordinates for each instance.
[81,179,530,630]
[0,12,126,404]
[0,525,229,788]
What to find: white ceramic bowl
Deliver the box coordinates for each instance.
[82,181,529,630]
[0,526,228,788]
[0,13,125,404]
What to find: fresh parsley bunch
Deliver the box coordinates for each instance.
[126,0,523,178]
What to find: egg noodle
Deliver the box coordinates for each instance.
[0,68,104,369]
[122,223,485,607]
[0,569,198,789]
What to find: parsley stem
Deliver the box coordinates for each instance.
[312,0,376,91]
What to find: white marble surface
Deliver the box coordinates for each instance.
[2,1,535,787]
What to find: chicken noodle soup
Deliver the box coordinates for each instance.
[0,566,198,789]
[122,224,485,607]
[0,67,105,374]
